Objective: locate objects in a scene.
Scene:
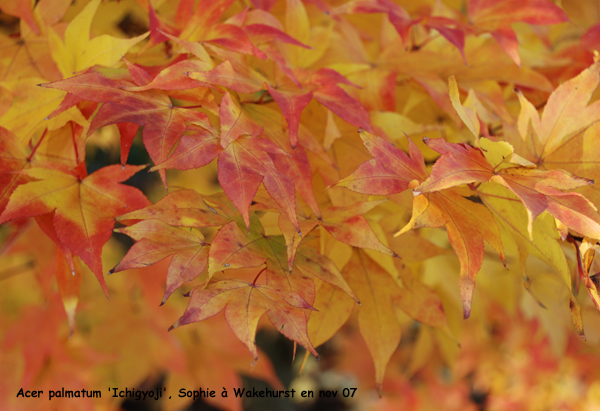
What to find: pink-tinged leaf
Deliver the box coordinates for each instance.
[272,146,321,218]
[181,0,237,39]
[491,27,520,66]
[112,220,209,304]
[331,0,415,46]
[415,138,494,194]
[123,58,153,86]
[244,24,311,48]
[42,73,212,187]
[469,0,569,27]
[417,138,600,240]
[130,60,213,91]
[160,31,214,63]
[321,201,398,257]
[205,24,267,59]
[218,142,264,231]
[220,92,264,148]
[188,61,264,93]
[152,129,220,171]
[262,44,302,86]
[245,141,300,231]
[309,68,361,88]
[278,214,318,271]
[266,85,313,148]
[47,92,85,119]
[148,4,178,48]
[171,279,318,361]
[426,17,466,64]
[118,189,230,228]
[494,169,600,239]
[582,23,600,52]
[314,84,373,132]
[261,237,317,305]
[295,244,359,302]
[337,130,427,195]
[218,137,300,233]
[208,221,266,276]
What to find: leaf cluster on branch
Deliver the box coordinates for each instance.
[2,0,600,409]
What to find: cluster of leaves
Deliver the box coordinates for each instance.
[3,0,600,409]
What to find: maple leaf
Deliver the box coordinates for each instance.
[43,71,211,186]
[394,266,451,334]
[170,279,318,361]
[307,281,355,349]
[0,164,149,295]
[111,220,209,304]
[265,84,312,149]
[510,62,600,209]
[207,219,357,305]
[0,127,30,213]
[478,183,586,337]
[48,0,148,77]
[118,189,232,228]
[321,200,400,258]
[344,250,402,393]
[468,0,568,66]
[416,137,600,241]
[217,136,300,233]
[335,129,427,195]
[6,0,600,403]
[398,187,504,318]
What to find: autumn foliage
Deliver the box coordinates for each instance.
[3,0,600,410]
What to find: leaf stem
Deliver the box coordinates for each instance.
[27,128,48,161]
[252,267,267,286]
